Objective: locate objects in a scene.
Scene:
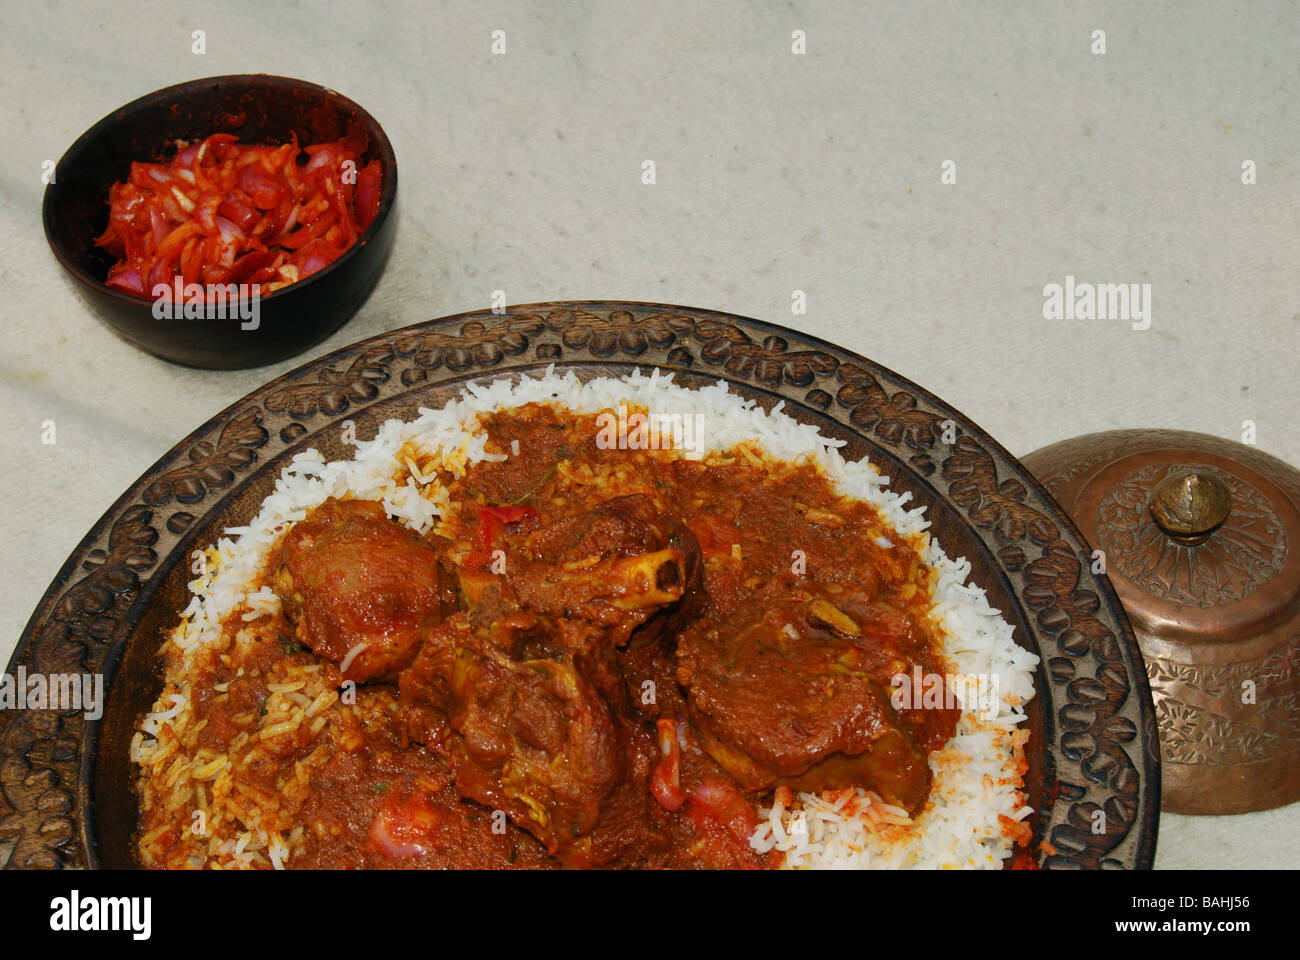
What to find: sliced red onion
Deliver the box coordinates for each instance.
[367,812,427,859]
[105,267,145,297]
[214,215,244,243]
[280,203,299,237]
[150,208,171,245]
[304,147,337,174]
[147,258,170,291]
[300,254,328,277]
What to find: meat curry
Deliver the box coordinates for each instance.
[181,403,959,868]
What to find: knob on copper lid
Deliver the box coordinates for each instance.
[1022,430,1300,815]
[1148,469,1231,546]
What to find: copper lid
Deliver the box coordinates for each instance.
[1022,429,1300,815]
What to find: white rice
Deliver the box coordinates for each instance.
[135,366,1038,869]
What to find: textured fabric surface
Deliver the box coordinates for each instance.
[1,0,1295,868]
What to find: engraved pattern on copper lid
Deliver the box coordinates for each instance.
[1095,461,1286,608]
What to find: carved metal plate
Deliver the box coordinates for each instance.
[0,302,1159,869]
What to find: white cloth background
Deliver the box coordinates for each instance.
[1,0,1296,868]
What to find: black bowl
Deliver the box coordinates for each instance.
[42,74,398,369]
